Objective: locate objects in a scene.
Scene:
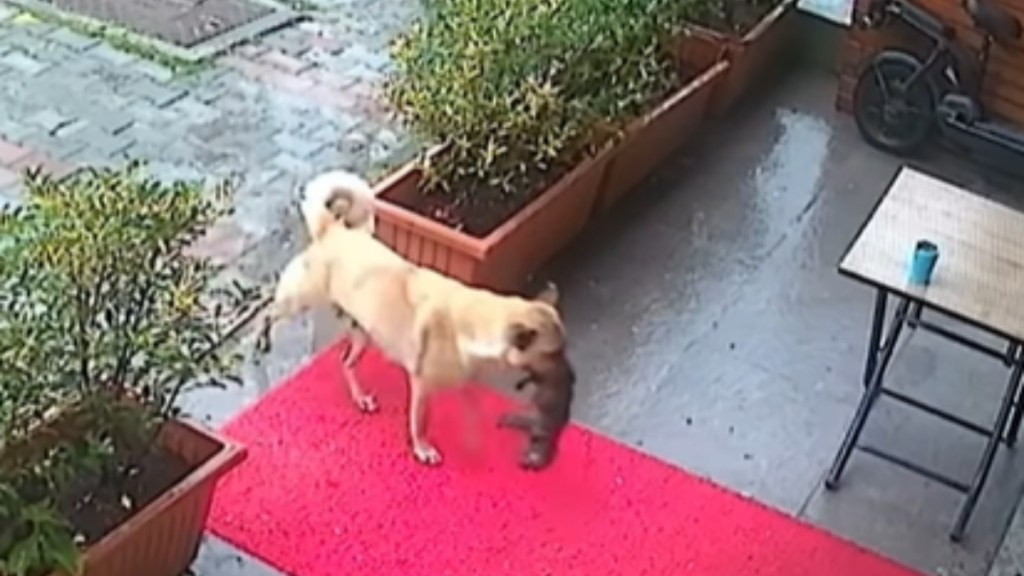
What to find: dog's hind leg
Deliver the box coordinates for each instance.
[340,325,378,413]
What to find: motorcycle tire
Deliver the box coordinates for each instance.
[853,53,936,156]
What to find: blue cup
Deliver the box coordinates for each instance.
[908,240,939,285]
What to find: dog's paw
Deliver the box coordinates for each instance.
[354,394,379,413]
[254,331,271,355]
[413,443,442,466]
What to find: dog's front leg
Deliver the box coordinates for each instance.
[341,327,377,413]
[255,255,315,354]
[255,301,297,354]
[255,313,275,354]
[408,377,441,465]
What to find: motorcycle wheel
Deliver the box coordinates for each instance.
[853,56,936,155]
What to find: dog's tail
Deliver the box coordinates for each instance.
[300,170,376,241]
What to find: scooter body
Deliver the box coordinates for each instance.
[938,96,1024,173]
[852,0,1024,176]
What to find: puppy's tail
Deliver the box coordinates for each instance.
[301,170,376,241]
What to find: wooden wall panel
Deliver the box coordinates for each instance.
[835,0,1024,126]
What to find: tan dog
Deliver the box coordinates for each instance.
[256,170,571,466]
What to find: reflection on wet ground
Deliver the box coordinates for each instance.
[184,69,1024,576]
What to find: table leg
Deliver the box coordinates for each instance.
[827,297,910,490]
[863,289,888,388]
[1002,344,1024,448]
[907,300,924,329]
[950,349,1024,541]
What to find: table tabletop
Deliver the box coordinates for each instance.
[840,166,1024,343]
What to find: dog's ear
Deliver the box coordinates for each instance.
[508,323,539,351]
[533,282,559,307]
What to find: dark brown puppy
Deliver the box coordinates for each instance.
[498,355,575,470]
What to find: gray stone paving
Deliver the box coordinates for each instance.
[0,1,421,288]
[991,502,1024,576]
[0,0,422,573]
[190,535,285,576]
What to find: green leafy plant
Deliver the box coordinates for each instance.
[0,485,79,576]
[386,0,701,226]
[0,162,258,576]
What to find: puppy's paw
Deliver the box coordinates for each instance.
[412,442,442,466]
[497,412,531,430]
[520,441,554,471]
[520,449,551,471]
[353,394,379,413]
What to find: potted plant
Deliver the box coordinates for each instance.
[595,0,734,214]
[0,162,257,576]
[376,0,722,292]
[680,0,799,116]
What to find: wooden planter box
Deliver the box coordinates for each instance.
[595,35,731,214]
[63,420,245,576]
[2,416,246,576]
[372,6,797,290]
[684,0,799,117]
[374,145,613,293]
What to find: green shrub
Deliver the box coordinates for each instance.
[387,0,700,215]
[0,162,258,576]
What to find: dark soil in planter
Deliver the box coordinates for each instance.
[60,445,192,545]
[398,69,696,237]
[406,162,575,237]
[11,440,193,548]
[694,0,780,34]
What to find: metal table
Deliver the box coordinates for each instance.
[825,166,1024,542]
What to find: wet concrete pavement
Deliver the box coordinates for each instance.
[184,68,1024,576]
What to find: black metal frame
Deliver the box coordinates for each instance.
[825,287,1024,542]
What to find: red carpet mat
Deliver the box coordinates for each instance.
[208,342,921,576]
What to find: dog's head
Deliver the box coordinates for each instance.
[503,282,571,375]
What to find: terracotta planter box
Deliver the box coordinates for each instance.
[595,35,732,214]
[5,417,247,576]
[374,145,613,293]
[684,0,799,117]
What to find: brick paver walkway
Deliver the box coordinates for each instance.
[0,1,422,573]
[0,2,420,286]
